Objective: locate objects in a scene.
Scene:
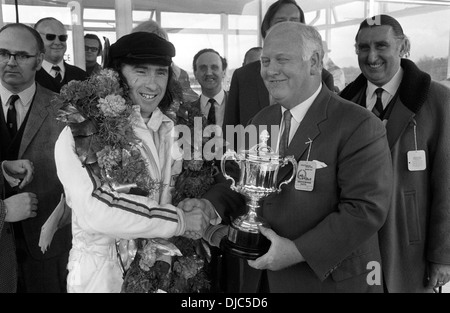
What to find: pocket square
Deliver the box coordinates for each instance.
[312,160,327,169]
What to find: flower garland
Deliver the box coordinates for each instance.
[121,101,220,293]
[55,69,163,196]
[55,68,220,293]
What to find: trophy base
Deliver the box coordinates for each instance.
[220,228,271,260]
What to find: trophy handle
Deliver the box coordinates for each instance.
[277,155,298,192]
[221,150,240,190]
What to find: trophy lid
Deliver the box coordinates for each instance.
[243,130,280,162]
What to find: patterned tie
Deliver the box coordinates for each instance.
[207,98,216,125]
[279,109,292,157]
[52,65,62,82]
[372,88,384,119]
[6,94,20,138]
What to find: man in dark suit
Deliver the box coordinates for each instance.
[191,48,228,129]
[339,15,450,293]
[34,17,87,93]
[187,22,393,293]
[0,23,71,292]
[224,0,335,131]
[0,159,36,293]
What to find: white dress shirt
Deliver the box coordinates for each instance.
[199,89,226,127]
[276,83,322,153]
[42,59,65,80]
[1,82,36,129]
[366,67,403,111]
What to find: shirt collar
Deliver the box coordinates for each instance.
[281,83,322,124]
[133,106,173,133]
[0,82,36,108]
[367,67,404,98]
[42,59,65,75]
[200,89,225,107]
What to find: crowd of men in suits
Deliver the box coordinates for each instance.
[1,0,450,294]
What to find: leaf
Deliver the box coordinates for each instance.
[57,104,86,123]
[74,135,100,165]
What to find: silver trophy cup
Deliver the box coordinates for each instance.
[220,131,297,260]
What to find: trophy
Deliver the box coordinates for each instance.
[220,130,297,260]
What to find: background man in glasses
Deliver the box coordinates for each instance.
[0,23,70,293]
[84,33,102,77]
[34,17,87,93]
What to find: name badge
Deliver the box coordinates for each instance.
[295,161,316,191]
[407,150,426,171]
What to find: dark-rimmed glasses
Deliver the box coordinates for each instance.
[0,49,38,63]
[85,46,99,53]
[40,33,68,42]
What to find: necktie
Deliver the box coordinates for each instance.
[6,94,20,138]
[372,88,384,119]
[279,109,292,157]
[52,65,62,82]
[207,98,216,125]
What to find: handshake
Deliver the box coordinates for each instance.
[177,198,223,242]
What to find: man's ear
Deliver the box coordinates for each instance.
[310,51,322,75]
[35,52,45,71]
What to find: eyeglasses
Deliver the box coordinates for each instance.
[0,49,38,63]
[40,33,68,42]
[85,46,99,53]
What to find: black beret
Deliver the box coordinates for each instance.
[107,32,175,67]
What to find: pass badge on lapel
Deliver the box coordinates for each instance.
[295,161,316,191]
[407,124,426,171]
[407,150,426,171]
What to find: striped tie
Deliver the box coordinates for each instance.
[372,88,384,119]
[279,109,292,157]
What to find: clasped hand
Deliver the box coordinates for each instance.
[3,159,34,189]
[3,159,38,222]
[178,198,217,240]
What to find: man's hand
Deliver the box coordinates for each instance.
[3,159,34,189]
[247,226,304,271]
[183,206,210,240]
[178,198,218,220]
[428,262,450,290]
[4,192,38,222]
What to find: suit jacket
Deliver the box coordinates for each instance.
[224,60,335,129]
[35,62,87,93]
[205,86,393,292]
[13,84,70,260]
[0,163,17,293]
[340,59,450,293]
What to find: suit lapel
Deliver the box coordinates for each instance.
[19,87,49,158]
[277,87,330,184]
[385,99,415,149]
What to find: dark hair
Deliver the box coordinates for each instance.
[34,17,65,30]
[84,33,102,55]
[0,23,45,54]
[244,47,262,60]
[356,14,405,40]
[261,0,305,39]
[108,58,183,113]
[192,48,228,72]
[355,14,411,57]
